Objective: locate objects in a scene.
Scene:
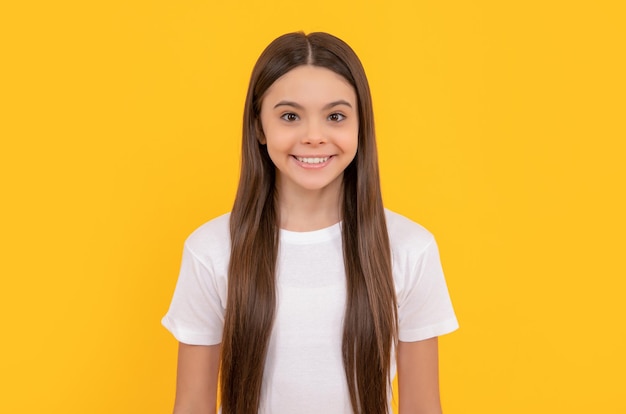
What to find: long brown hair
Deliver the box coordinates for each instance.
[222,32,397,414]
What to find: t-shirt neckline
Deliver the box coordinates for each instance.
[279,221,342,244]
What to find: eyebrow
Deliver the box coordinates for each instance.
[273,100,353,110]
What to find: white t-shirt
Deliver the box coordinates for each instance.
[162,209,458,413]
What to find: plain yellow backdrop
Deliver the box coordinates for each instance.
[1,0,624,412]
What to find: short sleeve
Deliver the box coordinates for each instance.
[397,238,458,342]
[161,243,226,345]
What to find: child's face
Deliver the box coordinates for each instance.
[259,65,358,198]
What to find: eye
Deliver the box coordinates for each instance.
[328,113,346,122]
[280,112,299,122]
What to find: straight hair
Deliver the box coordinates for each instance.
[222,31,397,414]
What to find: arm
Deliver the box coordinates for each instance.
[173,342,221,414]
[397,337,442,414]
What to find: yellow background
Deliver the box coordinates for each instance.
[1,0,624,412]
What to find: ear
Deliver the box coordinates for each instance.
[256,120,266,145]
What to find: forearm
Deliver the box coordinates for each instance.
[397,338,443,414]
[398,404,442,414]
[173,393,217,414]
[173,343,221,414]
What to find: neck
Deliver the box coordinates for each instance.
[276,177,343,232]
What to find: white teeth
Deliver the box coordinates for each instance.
[296,156,329,164]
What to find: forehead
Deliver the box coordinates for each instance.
[262,65,357,107]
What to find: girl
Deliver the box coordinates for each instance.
[162,32,458,414]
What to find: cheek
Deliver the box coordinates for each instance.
[340,128,359,154]
[264,129,291,152]
[264,121,297,150]
[262,127,292,163]
[258,111,283,145]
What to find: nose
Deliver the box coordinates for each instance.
[302,120,326,145]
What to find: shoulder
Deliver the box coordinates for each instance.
[184,212,231,267]
[384,209,435,255]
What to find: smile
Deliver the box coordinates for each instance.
[294,156,330,164]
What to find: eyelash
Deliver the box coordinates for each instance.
[328,113,346,122]
[280,113,346,122]
[281,113,299,122]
